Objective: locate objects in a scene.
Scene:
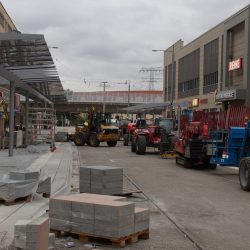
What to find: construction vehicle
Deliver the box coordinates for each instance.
[73,107,119,147]
[118,119,132,145]
[175,120,216,168]
[158,118,178,158]
[131,118,175,155]
[210,120,250,191]
[123,120,142,146]
[175,105,250,191]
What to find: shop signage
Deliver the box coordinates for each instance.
[216,89,236,101]
[192,98,199,107]
[228,58,243,71]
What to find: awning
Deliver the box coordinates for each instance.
[0,32,66,103]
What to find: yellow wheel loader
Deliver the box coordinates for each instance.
[73,108,119,147]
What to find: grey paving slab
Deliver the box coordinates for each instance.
[0,142,73,248]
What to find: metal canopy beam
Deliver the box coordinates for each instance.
[0,32,66,103]
[0,66,53,104]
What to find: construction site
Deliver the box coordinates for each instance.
[0,1,250,250]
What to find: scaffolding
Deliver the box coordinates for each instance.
[27,106,56,145]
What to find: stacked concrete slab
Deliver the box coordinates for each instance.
[14,217,49,250]
[48,233,55,250]
[0,170,40,202]
[49,193,150,239]
[37,176,51,196]
[49,196,72,232]
[10,170,40,181]
[79,166,123,195]
[134,208,150,232]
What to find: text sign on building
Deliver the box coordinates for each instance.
[228,58,243,71]
[192,98,199,107]
[216,89,236,101]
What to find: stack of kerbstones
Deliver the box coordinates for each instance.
[79,166,123,195]
[10,170,40,181]
[49,193,150,239]
[14,217,49,250]
[134,208,150,233]
[0,170,40,202]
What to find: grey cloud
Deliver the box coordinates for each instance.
[2,0,250,91]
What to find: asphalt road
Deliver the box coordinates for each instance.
[74,141,250,250]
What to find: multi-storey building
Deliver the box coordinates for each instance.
[164,5,250,111]
[0,3,17,32]
[0,3,18,97]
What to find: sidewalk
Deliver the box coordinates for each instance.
[0,142,74,249]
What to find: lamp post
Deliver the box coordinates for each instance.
[152,46,175,117]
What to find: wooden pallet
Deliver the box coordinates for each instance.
[0,194,32,206]
[50,228,149,248]
[115,189,143,197]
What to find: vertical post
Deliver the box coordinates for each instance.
[177,105,181,137]
[25,92,29,147]
[170,45,175,118]
[127,80,130,118]
[102,81,108,113]
[9,81,15,157]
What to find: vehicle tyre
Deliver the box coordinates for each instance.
[107,141,117,147]
[74,133,86,146]
[89,133,100,147]
[183,158,192,169]
[239,157,250,191]
[131,137,136,152]
[123,134,129,146]
[136,135,146,155]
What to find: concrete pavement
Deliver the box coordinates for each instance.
[75,141,250,250]
[0,142,73,249]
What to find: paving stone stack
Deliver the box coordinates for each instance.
[134,208,150,232]
[49,193,150,239]
[55,132,68,142]
[10,170,40,181]
[79,166,123,195]
[37,176,51,196]
[0,170,40,202]
[49,196,72,232]
[14,217,49,250]
[48,233,55,250]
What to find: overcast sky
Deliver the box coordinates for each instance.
[1,0,250,92]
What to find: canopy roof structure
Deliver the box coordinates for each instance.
[0,32,66,103]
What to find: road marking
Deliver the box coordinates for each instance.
[110,159,115,163]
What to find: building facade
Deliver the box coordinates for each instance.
[0,3,18,96]
[164,5,250,111]
[0,3,17,32]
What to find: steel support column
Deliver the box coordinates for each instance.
[25,93,29,147]
[9,81,15,157]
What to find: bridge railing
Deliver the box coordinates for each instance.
[67,92,163,103]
